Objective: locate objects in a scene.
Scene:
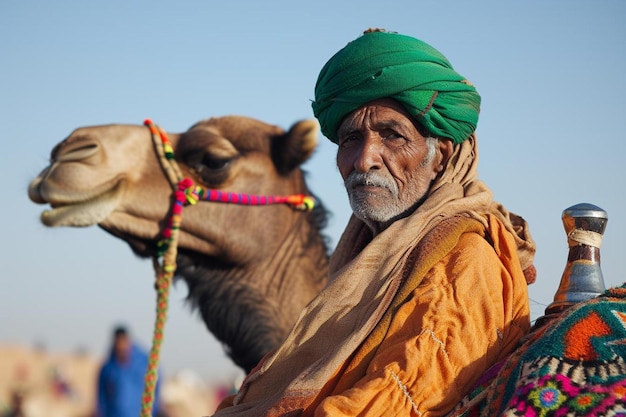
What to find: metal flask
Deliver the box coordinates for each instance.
[545,203,608,315]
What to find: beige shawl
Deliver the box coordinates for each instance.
[213,135,535,416]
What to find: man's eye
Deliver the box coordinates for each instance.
[384,131,403,140]
[339,135,359,147]
[383,132,407,147]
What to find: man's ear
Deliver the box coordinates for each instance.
[434,139,454,175]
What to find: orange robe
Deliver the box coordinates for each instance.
[216,215,530,416]
[311,216,530,416]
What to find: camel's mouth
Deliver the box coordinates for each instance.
[37,181,126,227]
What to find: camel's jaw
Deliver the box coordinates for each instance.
[100,227,158,258]
[28,177,125,227]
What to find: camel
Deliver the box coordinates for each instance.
[28,116,330,373]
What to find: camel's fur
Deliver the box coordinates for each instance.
[28,116,330,372]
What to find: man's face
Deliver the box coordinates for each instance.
[336,99,444,230]
[113,333,131,363]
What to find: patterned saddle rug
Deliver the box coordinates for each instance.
[450,284,626,416]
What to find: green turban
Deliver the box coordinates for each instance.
[312,30,481,144]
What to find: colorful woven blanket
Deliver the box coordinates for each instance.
[450,284,626,416]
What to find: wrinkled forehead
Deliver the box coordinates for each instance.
[337,98,425,137]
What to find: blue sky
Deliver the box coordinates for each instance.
[2,1,625,382]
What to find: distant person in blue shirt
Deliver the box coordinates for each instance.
[96,325,163,417]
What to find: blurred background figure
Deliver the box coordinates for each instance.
[50,364,74,400]
[96,325,164,417]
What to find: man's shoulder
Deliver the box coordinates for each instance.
[130,344,148,359]
[428,217,501,271]
[427,214,514,257]
[418,215,487,255]
[457,229,493,249]
[99,359,117,378]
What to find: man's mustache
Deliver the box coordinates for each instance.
[344,172,398,195]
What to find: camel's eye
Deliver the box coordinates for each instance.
[201,155,231,171]
[189,153,233,186]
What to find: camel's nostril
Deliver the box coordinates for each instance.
[27,176,47,204]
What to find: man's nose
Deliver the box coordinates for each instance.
[354,137,383,172]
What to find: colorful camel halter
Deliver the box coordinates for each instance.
[139,118,315,417]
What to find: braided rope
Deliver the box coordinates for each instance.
[140,119,315,416]
[140,119,185,417]
[199,188,314,211]
[146,119,182,188]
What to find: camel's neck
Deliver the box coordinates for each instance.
[263,208,329,313]
[176,208,329,373]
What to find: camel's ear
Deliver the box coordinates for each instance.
[272,119,319,174]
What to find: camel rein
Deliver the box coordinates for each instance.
[139,118,315,417]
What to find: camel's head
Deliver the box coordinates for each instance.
[29,115,331,372]
[28,116,322,263]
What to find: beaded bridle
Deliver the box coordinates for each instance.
[139,119,315,416]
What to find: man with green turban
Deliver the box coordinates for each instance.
[312,28,481,146]
[214,29,536,417]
